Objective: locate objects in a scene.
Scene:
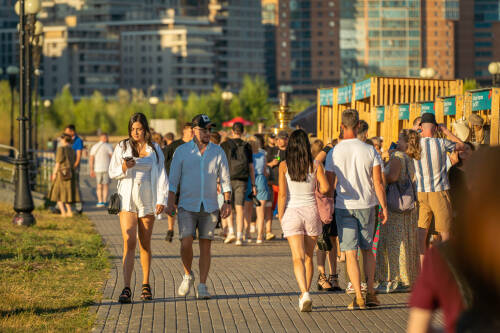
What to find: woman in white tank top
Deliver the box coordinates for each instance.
[278,129,329,312]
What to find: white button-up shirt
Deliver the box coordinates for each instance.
[169,140,231,213]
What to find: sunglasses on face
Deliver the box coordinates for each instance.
[194,127,212,133]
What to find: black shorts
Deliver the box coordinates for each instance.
[231,180,247,206]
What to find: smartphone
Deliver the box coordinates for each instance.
[124,156,134,162]
[389,142,398,150]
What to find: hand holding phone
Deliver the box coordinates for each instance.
[123,156,135,169]
[389,142,398,151]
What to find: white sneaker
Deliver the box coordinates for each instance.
[196,283,211,299]
[224,234,236,244]
[299,292,312,312]
[346,282,368,295]
[178,273,194,297]
[235,239,243,246]
[256,239,263,244]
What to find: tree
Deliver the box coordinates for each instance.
[238,75,271,123]
[463,79,480,92]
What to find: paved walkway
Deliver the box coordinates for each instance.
[81,176,441,332]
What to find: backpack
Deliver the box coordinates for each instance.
[227,139,250,180]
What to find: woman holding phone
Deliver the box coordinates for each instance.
[109,112,168,303]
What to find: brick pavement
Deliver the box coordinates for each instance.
[82,176,442,333]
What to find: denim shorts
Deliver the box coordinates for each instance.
[178,206,218,240]
[335,207,375,251]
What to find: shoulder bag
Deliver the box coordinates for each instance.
[314,161,334,224]
[108,193,121,215]
[386,154,416,213]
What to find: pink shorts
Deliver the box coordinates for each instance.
[281,205,322,238]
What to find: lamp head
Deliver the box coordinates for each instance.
[149,96,159,105]
[15,0,42,15]
[488,62,500,75]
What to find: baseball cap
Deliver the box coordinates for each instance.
[192,114,215,129]
[277,131,289,139]
[232,122,244,134]
[421,113,437,126]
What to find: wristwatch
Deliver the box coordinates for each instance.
[224,200,232,205]
[252,184,256,187]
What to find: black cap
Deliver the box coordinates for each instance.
[192,114,215,129]
[277,131,289,139]
[269,133,276,139]
[232,122,244,134]
[421,113,437,126]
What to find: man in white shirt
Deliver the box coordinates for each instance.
[89,133,113,207]
[325,109,388,310]
[166,114,232,299]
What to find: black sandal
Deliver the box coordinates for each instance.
[118,287,132,304]
[141,284,153,301]
[329,274,342,292]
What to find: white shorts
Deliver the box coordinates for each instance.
[124,180,154,218]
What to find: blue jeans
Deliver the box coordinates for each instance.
[335,207,375,251]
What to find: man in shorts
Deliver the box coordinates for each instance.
[166,114,231,299]
[325,109,388,310]
[89,133,113,207]
[414,113,464,266]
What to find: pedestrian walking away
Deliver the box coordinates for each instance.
[278,129,330,312]
[325,109,388,310]
[89,132,113,207]
[220,122,256,245]
[411,113,464,267]
[162,122,194,242]
[108,112,168,303]
[165,114,231,300]
[267,131,288,238]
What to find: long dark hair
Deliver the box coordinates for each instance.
[122,113,158,162]
[286,129,313,182]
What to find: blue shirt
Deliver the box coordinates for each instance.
[72,135,83,151]
[253,149,267,176]
[169,140,231,213]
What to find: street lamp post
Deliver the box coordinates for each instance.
[13,0,41,226]
[488,62,500,87]
[32,23,43,153]
[149,96,159,120]
[7,66,19,158]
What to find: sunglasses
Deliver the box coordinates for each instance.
[194,127,212,133]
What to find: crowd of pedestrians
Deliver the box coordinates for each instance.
[47,109,499,330]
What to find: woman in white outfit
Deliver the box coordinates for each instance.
[109,113,168,303]
[278,129,329,312]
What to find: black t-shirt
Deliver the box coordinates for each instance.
[448,165,466,215]
[270,148,286,186]
[164,139,186,176]
[221,138,253,180]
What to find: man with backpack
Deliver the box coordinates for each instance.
[221,122,256,245]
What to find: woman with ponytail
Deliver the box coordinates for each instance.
[375,129,420,293]
[109,112,168,303]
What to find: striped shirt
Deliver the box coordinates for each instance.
[413,137,456,192]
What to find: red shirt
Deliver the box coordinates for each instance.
[409,246,464,333]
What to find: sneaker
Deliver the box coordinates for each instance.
[346,282,367,295]
[265,233,276,241]
[347,296,367,310]
[96,202,104,208]
[165,230,174,243]
[375,281,390,294]
[224,234,236,244]
[299,292,312,312]
[178,273,195,297]
[235,239,243,246]
[365,292,380,307]
[196,283,211,299]
[256,239,263,244]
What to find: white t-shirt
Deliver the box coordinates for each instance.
[325,139,381,210]
[90,142,113,173]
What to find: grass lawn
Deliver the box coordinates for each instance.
[0,203,109,331]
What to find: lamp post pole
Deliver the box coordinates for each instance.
[13,0,41,226]
[7,66,19,158]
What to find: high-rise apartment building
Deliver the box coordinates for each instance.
[0,0,18,71]
[262,0,278,97]
[276,0,341,99]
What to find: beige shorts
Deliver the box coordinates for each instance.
[124,180,154,218]
[417,190,452,234]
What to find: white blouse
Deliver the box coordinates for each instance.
[108,141,168,218]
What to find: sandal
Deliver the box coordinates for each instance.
[141,284,153,301]
[317,273,333,291]
[328,274,342,292]
[118,287,132,304]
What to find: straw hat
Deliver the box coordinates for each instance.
[453,122,471,142]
